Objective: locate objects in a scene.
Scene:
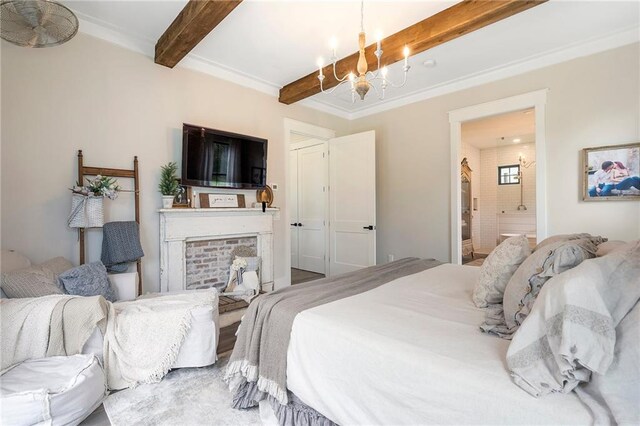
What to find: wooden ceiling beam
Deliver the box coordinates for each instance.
[279,0,548,105]
[155,0,243,68]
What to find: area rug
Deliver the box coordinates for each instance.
[103,355,260,425]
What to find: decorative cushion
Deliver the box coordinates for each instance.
[596,240,638,257]
[0,250,31,273]
[506,243,640,398]
[239,256,261,272]
[534,233,606,252]
[0,354,106,426]
[574,286,640,424]
[1,266,64,298]
[472,235,531,308]
[39,257,74,276]
[59,261,117,302]
[484,239,598,338]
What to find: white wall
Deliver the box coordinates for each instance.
[349,43,640,264]
[0,33,349,292]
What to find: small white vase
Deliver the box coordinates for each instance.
[162,195,174,209]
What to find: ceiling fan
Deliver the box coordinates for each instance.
[0,0,78,48]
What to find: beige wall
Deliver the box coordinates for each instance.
[0,33,349,292]
[2,33,638,286]
[349,43,640,264]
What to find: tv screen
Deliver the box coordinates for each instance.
[181,124,267,189]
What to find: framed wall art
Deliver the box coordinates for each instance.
[583,142,640,201]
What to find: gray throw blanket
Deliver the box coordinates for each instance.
[225,258,441,410]
[101,221,144,273]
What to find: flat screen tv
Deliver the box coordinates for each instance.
[181,124,268,189]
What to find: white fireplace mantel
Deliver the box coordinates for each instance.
[159,208,278,293]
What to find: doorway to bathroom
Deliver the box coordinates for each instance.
[449,90,548,265]
[460,108,537,264]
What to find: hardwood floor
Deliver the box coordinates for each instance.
[291,268,325,285]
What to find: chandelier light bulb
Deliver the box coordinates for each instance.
[348,72,355,81]
[381,66,388,77]
[375,30,383,42]
[403,46,410,58]
[317,57,324,78]
[329,37,338,58]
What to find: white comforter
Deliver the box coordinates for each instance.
[286,264,592,425]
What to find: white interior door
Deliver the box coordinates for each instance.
[297,144,327,274]
[289,149,299,269]
[329,131,376,276]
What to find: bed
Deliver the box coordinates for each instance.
[229,248,640,425]
[279,263,592,424]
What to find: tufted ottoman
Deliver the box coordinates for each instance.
[1,354,106,426]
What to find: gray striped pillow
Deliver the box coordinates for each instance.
[1,267,64,298]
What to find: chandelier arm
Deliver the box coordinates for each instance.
[319,78,350,95]
[368,81,386,101]
[332,63,351,83]
[366,69,380,79]
[378,70,409,89]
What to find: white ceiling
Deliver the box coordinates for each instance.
[66,1,639,119]
[462,108,535,150]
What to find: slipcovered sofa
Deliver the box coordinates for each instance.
[0,250,219,425]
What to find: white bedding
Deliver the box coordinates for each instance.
[286,263,592,425]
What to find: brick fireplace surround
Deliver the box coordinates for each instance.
[158,207,277,293]
[185,237,258,291]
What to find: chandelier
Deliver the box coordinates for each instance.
[316,0,410,102]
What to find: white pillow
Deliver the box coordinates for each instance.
[0,250,31,273]
[472,235,531,308]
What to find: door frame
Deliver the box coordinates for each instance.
[448,89,548,264]
[290,139,329,275]
[282,119,335,288]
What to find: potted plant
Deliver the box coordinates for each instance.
[159,162,180,208]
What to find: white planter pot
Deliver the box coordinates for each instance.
[162,196,174,209]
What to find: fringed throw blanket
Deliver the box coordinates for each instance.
[225,258,442,409]
[104,290,218,390]
[1,295,109,371]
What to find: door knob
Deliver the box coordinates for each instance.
[291,223,298,227]
[298,223,303,227]
[363,225,375,230]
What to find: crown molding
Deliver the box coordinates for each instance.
[179,54,280,97]
[295,98,352,120]
[77,12,280,98]
[77,12,638,122]
[77,12,154,57]
[344,25,639,120]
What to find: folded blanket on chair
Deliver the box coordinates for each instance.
[101,221,144,273]
[0,295,109,371]
[104,290,218,390]
[225,258,442,409]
